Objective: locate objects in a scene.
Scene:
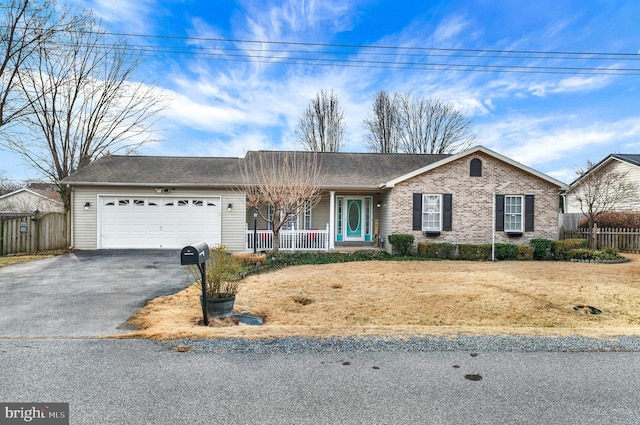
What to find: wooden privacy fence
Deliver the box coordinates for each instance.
[0,213,68,256]
[560,227,640,252]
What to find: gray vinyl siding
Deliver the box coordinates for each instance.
[70,186,244,251]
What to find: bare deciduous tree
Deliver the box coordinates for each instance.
[3,6,165,210]
[364,90,399,153]
[240,151,325,253]
[297,89,345,152]
[573,160,637,248]
[396,94,477,154]
[0,0,71,132]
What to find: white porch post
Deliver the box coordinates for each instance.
[329,191,335,250]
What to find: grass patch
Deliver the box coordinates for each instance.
[123,254,640,340]
[0,252,63,267]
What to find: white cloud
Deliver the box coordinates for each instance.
[479,115,640,169]
[432,15,471,44]
[82,0,157,33]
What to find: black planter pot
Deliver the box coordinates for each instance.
[201,294,236,319]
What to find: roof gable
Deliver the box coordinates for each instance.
[384,145,568,189]
[0,188,63,204]
[570,153,640,187]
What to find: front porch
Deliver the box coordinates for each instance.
[245,226,384,253]
[244,190,390,253]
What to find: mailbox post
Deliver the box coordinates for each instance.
[180,242,210,326]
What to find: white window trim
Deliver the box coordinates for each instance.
[505,195,524,233]
[422,194,442,232]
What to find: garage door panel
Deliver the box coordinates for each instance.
[99,196,221,249]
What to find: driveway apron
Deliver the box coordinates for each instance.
[0,250,187,337]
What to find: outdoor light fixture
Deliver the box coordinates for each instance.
[227,203,233,212]
[84,202,91,210]
[376,201,381,208]
[155,187,163,194]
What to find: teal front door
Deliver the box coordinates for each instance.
[346,199,362,239]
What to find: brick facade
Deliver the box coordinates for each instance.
[390,152,560,246]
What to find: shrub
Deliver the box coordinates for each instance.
[232,252,267,267]
[418,242,439,258]
[530,238,554,260]
[568,248,595,261]
[458,244,491,261]
[437,243,457,259]
[388,234,415,256]
[578,211,640,229]
[494,243,518,261]
[567,247,623,262]
[553,239,588,261]
[516,244,534,261]
[185,246,244,298]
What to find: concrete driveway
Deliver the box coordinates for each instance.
[0,250,188,337]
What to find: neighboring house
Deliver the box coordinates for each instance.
[565,154,640,214]
[62,146,568,252]
[0,185,65,216]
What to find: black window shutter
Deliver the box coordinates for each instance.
[443,194,452,231]
[412,193,422,231]
[525,195,535,232]
[495,195,505,231]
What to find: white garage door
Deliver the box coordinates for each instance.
[99,196,221,249]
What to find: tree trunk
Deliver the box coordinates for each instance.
[272,229,280,253]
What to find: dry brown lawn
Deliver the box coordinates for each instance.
[0,253,57,267]
[124,254,640,340]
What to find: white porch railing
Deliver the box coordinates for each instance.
[246,223,329,252]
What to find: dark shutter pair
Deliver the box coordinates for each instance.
[495,194,534,232]
[412,193,452,231]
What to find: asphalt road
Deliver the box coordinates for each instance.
[1,251,640,424]
[1,339,639,424]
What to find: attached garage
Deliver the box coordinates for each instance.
[98,196,221,249]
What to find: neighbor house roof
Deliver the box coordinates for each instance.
[0,188,63,204]
[570,153,640,187]
[611,154,640,167]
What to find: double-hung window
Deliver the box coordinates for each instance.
[422,194,442,232]
[504,195,523,232]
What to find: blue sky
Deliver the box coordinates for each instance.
[2,0,639,184]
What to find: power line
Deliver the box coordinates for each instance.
[6,25,640,76]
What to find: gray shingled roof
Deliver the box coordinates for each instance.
[63,151,451,189]
[244,151,450,188]
[63,155,244,186]
[612,154,640,167]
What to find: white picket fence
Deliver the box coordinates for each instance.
[246,224,329,252]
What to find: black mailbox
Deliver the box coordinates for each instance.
[180,242,210,265]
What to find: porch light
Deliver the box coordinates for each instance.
[376,201,381,208]
[84,202,91,210]
[227,203,233,212]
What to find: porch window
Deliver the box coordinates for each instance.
[422,194,442,232]
[303,200,312,230]
[505,195,523,232]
